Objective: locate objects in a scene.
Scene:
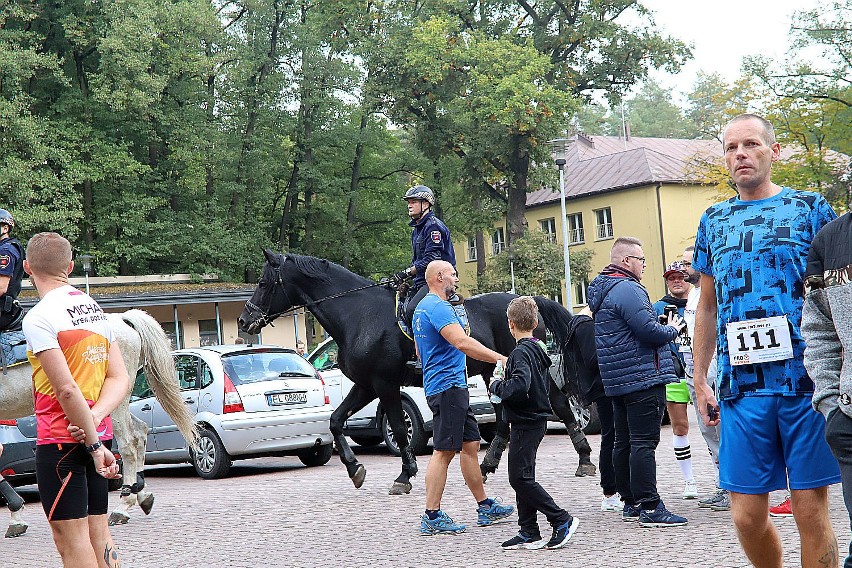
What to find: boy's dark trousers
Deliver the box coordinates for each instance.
[508,421,571,536]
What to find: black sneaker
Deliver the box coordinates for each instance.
[501,532,546,550]
[545,517,579,549]
[639,501,688,528]
[622,503,641,522]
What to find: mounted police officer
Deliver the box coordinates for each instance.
[391,186,457,369]
[0,209,26,368]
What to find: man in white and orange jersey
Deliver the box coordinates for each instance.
[22,232,129,568]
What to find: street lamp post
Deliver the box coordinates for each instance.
[79,254,94,296]
[550,138,574,314]
[508,251,517,294]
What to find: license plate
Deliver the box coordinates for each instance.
[268,392,307,405]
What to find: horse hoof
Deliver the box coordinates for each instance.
[388,481,412,495]
[575,463,597,477]
[139,493,155,515]
[351,465,366,489]
[108,511,130,526]
[5,523,27,538]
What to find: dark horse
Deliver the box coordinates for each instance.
[238,250,591,494]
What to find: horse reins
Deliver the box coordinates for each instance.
[245,261,388,326]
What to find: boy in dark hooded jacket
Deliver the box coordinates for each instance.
[489,296,579,550]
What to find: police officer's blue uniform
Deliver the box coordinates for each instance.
[409,211,456,290]
[0,236,24,330]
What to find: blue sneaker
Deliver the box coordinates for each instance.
[477,498,515,526]
[420,511,466,535]
[622,503,641,522]
[545,516,580,549]
[639,501,688,528]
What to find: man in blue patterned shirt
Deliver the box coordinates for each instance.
[692,114,841,567]
[692,114,840,568]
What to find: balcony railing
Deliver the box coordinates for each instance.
[492,242,505,255]
[569,228,585,244]
[596,223,613,240]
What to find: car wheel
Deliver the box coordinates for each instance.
[567,395,601,436]
[382,400,428,457]
[191,427,232,480]
[298,444,333,467]
[478,423,496,444]
[582,402,601,435]
[349,435,383,447]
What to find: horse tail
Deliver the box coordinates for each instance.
[533,297,580,399]
[120,309,199,450]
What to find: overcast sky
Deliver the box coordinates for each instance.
[637,0,822,99]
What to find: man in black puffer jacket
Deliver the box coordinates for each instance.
[587,236,688,528]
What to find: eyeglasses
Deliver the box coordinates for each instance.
[625,255,646,265]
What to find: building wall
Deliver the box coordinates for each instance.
[455,182,719,306]
[103,302,307,351]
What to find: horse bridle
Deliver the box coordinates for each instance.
[244,258,387,328]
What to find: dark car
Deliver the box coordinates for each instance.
[0,416,123,491]
[0,417,37,487]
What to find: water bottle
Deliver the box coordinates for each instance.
[490,360,504,404]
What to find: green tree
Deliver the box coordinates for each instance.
[475,230,594,299]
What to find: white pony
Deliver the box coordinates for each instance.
[0,309,197,532]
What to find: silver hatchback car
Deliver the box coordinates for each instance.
[129,345,333,479]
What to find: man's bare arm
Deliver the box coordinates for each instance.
[0,274,9,296]
[88,343,130,429]
[692,273,720,426]
[440,323,508,365]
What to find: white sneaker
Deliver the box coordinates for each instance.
[601,494,622,512]
[682,480,699,500]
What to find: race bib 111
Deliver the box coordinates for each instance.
[726,316,793,366]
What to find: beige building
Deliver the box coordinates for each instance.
[19,275,309,351]
[455,134,727,306]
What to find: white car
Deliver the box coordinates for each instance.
[308,338,496,455]
[129,345,334,479]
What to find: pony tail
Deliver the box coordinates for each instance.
[120,310,199,450]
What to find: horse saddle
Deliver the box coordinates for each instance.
[396,289,470,340]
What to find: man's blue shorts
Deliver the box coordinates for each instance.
[719,395,840,494]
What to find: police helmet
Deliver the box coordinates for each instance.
[402,185,435,206]
[0,209,14,229]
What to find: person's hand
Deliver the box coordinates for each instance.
[91,446,121,479]
[694,382,720,427]
[67,423,87,443]
[667,313,687,334]
[391,269,411,287]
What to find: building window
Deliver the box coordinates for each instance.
[595,207,613,240]
[574,279,588,306]
[162,321,183,350]
[566,213,584,244]
[467,236,477,261]
[491,227,505,256]
[539,218,556,243]
[198,319,221,347]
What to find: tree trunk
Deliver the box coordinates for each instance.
[506,135,530,246]
[475,230,486,277]
[343,113,369,269]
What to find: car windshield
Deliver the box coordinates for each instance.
[222,351,317,385]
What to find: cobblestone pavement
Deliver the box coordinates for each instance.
[3,415,850,567]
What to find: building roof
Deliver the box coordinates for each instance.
[527,135,723,208]
[18,282,256,310]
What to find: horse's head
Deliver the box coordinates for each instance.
[238,249,295,335]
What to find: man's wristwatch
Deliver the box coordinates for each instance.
[85,440,103,453]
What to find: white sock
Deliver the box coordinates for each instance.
[673,434,693,482]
